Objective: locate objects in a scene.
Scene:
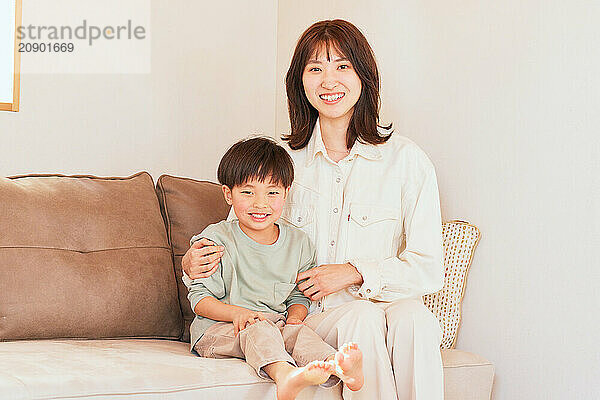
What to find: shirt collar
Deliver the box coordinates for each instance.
[305,118,326,166]
[305,118,382,166]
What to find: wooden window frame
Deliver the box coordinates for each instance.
[0,0,22,112]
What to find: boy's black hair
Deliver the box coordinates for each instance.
[217,136,294,189]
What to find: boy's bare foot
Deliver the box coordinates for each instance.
[333,342,364,391]
[276,361,335,400]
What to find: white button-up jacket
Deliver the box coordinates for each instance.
[279,121,444,311]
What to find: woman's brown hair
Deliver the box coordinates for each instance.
[283,19,392,150]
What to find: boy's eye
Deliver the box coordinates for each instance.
[241,190,252,194]
[269,191,279,195]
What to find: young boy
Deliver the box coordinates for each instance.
[183,137,363,400]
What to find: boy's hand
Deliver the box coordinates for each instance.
[232,309,266,335]
[285,304,308,325]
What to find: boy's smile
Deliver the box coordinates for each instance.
[222,176,288,245]
[249,212,270,223]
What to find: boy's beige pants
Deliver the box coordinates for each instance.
[194,313,337,383]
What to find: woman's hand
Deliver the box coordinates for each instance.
[181,238,224,279]
[296,263,364,300]
[232,309,266,335]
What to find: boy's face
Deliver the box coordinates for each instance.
[222,176,289,237]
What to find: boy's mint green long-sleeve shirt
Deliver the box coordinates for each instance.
[182,220,315,351]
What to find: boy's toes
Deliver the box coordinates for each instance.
[341,342,358,354]
[325,360,336,374]
[303,360,335,385]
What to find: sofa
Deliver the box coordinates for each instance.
[0,172,495,400]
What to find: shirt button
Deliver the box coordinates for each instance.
[335,177,341,183]
[297,216,302,223]
[366,289,371,294]
[330,240,335,246]
[358,292,364,298]
[317,301,322,307]
[333,207,338,213]
[362,216,368,221]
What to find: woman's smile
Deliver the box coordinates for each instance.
[319,92,345,104]
[302,48,362,123]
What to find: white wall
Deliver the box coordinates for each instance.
[1,1,598,399]
[276,1,599,399]
[0,0,278,181]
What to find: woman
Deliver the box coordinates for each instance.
[183,19,444,400]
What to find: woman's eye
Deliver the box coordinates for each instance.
[338,64,350,70]
[308,67,321,72]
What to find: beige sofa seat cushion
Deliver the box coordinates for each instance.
[155,175,230,341]
[0,340,494,400]
[0,173,182,340]
[0,339,341,400]
[442,349,495,400]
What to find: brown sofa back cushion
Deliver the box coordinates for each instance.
[0,172,182,341]
[155,175,230,342]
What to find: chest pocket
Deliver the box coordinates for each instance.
[280,206,316,242]
[349,204,399,226]
[346,203,401,259]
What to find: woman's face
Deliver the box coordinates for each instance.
[302,47,362,125]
